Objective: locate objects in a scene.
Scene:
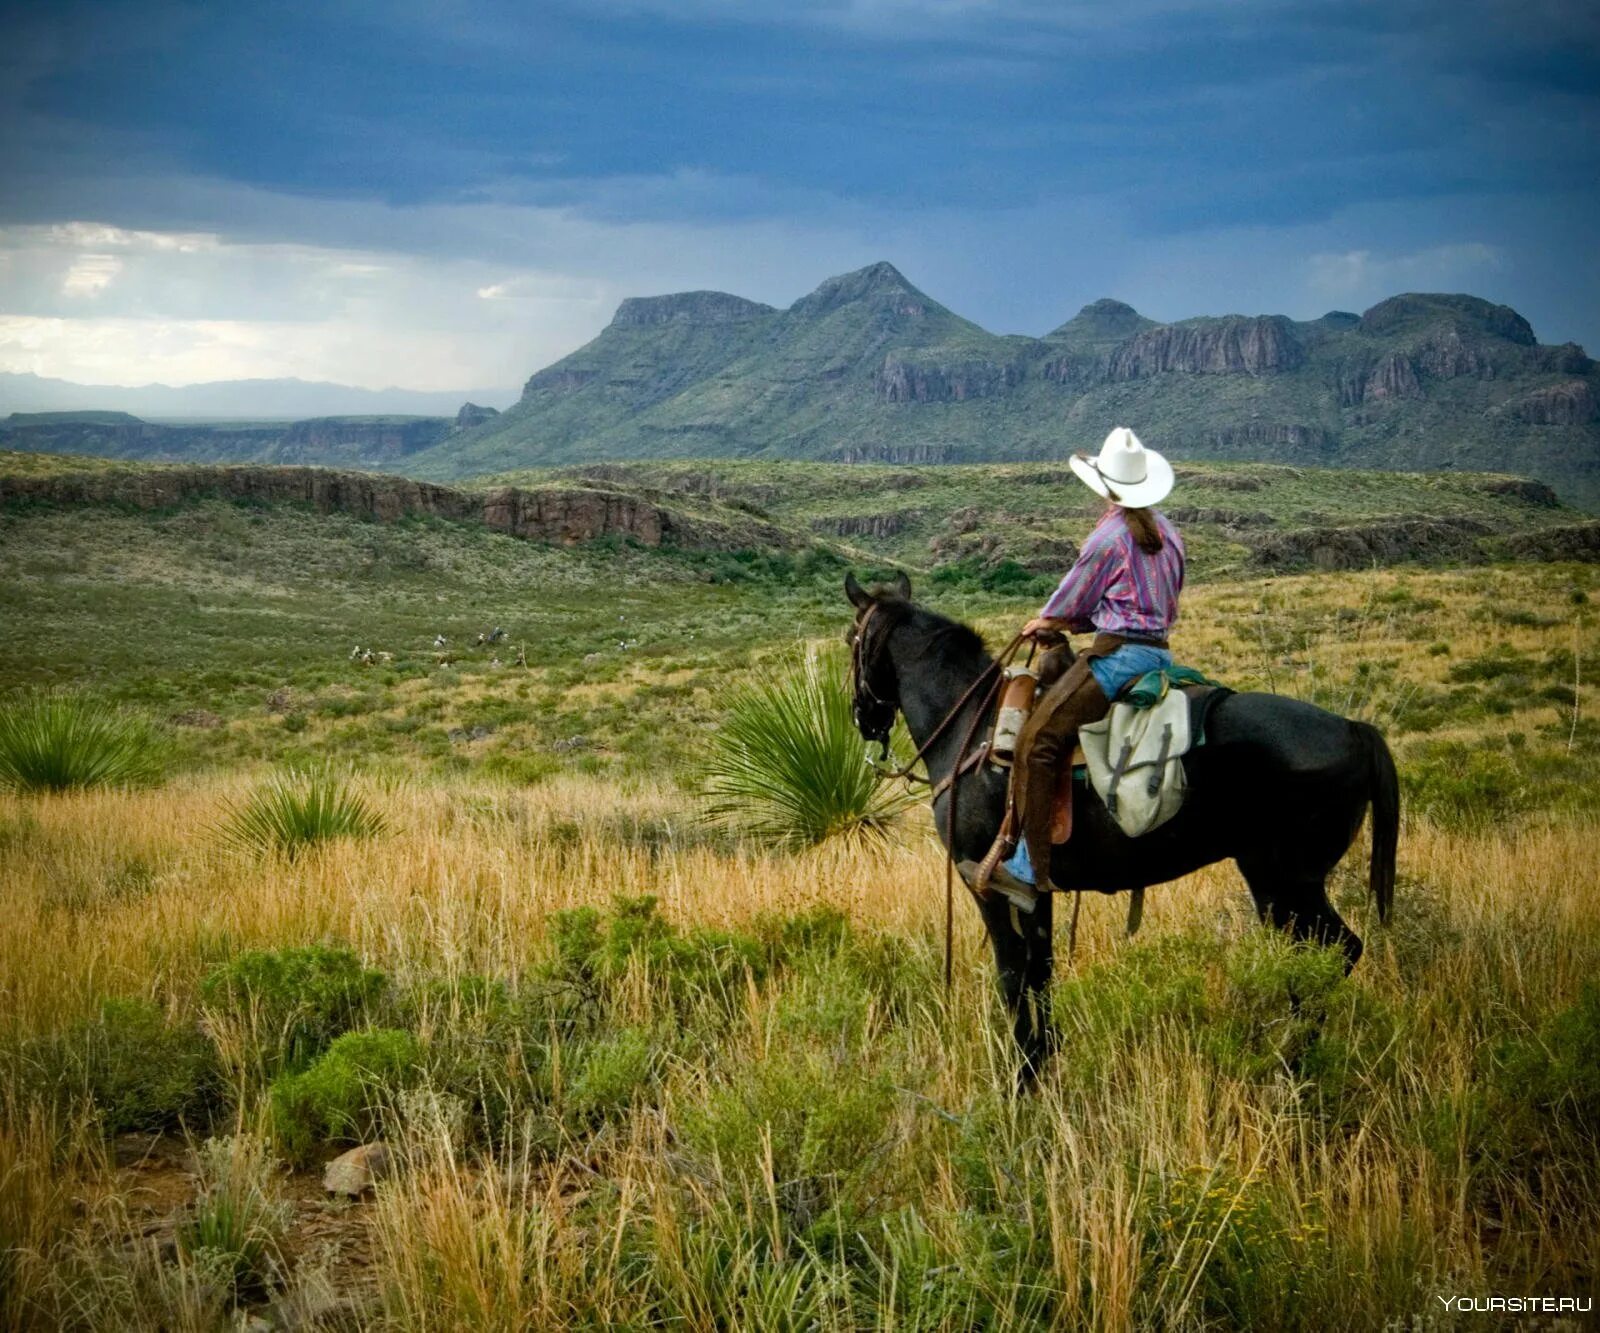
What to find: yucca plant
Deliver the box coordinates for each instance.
[704,647,913,848]
[0,693,165,793]
[218,767,388,860]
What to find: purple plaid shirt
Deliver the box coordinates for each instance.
[1039,508,1185,638]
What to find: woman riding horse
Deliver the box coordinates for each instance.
[844,432,1399,1084]
[1006,426,1184,894]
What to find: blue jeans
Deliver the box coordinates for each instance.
[1088,642,1172,702]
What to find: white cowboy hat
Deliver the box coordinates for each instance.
[1068,426,1174,508]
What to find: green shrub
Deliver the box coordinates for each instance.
[200,944,387,1075]
[83,998,218,1133]
[703,646,912,848]
[0,694,165,793]
[566,1027,657,1125]
[681,1045,898,1220]
[1146,1164,1321,1327]
[1499,982,1600,1141]
[217,767,387,860]
[269,1028,420,1165]
[543,895,768,1019]
[1402,745,1529,827]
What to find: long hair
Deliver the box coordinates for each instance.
[1119,505,1165,555]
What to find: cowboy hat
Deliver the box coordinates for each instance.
[1068,426,1174,508]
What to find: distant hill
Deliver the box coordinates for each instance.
[6,452,1594,582]
[409,263,1600,508]
[0,372,517,420]
[0,407,504,470]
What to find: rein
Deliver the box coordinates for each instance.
[851,601,1028,991]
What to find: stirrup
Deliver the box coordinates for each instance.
[957,859,1039,914]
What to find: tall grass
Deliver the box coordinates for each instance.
[2,774,1598,1328]
[217,767,387,860]
[0,693,164,793]
[704,647,912,847]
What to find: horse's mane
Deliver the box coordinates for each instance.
[868,592,988,664]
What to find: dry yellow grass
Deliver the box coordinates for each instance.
[2,562,1597,1328]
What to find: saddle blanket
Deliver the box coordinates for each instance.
[1080,683,1194,838]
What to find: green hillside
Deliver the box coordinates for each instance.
[486,457,1598,584]
[411,264,1600,508]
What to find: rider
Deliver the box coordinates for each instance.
[1003,426,1185,891]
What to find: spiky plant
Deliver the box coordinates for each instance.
[704,647,913,849]
[0,693,165,793]
[219,768,388,860]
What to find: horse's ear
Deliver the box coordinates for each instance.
[845,571,871,608]
[893,570,912,600]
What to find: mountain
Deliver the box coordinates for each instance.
[0,372,517,420]
[407,264,1600,508]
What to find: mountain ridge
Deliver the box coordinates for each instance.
[409,262,1600,508]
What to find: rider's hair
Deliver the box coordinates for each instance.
[1119,505,1165,555]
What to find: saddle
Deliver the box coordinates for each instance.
[962,670,1230,922]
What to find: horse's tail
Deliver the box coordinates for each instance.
[1354,721,1399,923]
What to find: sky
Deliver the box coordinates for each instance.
[1,0,1596,393]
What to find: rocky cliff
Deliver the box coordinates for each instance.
[0,463,806,553]
[1105,316,1303,380]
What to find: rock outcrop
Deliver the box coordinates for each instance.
[274,417,451,462]
[609,291,776,328]
[0,464,804,553]
[874,354,1023,402]
[1497,520,1600,562]
[1359,294,1536,345]
[830,442,961,464]
[1106,316,1303,380]
[1356,353,1425,403]
[454,402,501,431]
[809,512,917,539]
[1245,516,1493,570]
[1197,423,1333,455]
[1510,381,1599,426]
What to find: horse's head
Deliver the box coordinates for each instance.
[844,570,912,754]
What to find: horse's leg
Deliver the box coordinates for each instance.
[1236,859,1364,973]
[976,891,1056,1090]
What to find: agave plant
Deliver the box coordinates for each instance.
[704,647,913,849]
[219,768,388,860]
[0,693,165,793]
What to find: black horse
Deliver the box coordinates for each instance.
[845,572,1399,1082]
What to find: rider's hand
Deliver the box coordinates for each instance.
[1022,617,1066,639]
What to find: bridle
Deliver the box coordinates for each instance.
[848,596,1028,990]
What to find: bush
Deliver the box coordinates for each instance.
[176,1134,291,1302]
[217,767,387,860]
[200,944,387,1076]
[0,694,165,793]
[543,895,768,1019]
[83,998,218,1133]
[566,1027,657,1126]
[1402,745,1529,827]
[1499,982,1600,1141]
[703,647,912,848]
[269,1028,420,1165]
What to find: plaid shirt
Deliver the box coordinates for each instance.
[1039,508,1185,638]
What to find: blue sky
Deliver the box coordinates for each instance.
[1,0,1595,390]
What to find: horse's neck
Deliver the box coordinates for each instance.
[895,636,995,782]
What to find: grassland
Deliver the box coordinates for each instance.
[2,473,1598,1328]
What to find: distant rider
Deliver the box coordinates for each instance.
[1003,427,1186,890]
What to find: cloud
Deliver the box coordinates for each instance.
[1307,242,1502,304]
[60,254,121,298]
